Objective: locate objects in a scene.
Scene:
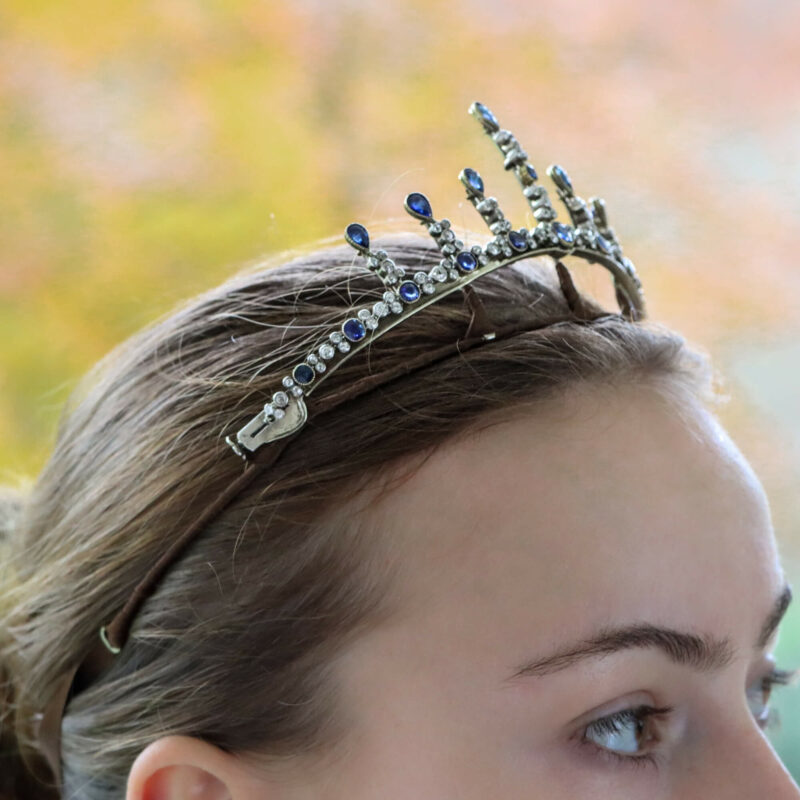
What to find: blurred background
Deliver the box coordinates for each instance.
[1,0,800,778]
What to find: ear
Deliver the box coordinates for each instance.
[125,735,237,800]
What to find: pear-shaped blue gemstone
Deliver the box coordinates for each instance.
[406,192,432,218]
[553,222,575,245]
[343,318,367,342]
[293,363,315,384]
[346,222,369,250]
[399,281,421,302]
[551,165,573,193]
[508,231,528,251]
[526,164,538,181]
[474,102,498,128]
[463,168,484,194]
[456,251,477,271]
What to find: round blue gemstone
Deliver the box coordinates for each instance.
[293,363,315,384]
[406,192,432,218]
[346,222,369,250]
[343,318,367,342]
[553,222,575,245]
[456,251,477,271]
[508,231,528,251]
[463,168,484,194]
[399,281,421,302]
[596,233,613,254]
[551,165,573,193]
[474,101,498,128]
[525,164,538,181]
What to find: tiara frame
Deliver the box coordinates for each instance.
[226,101,645,459]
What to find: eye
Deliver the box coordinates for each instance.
[580,704,672,768]
[747,665,798,731]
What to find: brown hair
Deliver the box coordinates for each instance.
[0,231,717,799]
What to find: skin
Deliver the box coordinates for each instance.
[126,379,800,799]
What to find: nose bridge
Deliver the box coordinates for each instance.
[686,713,800,800]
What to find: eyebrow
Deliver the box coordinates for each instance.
[504,583,793,681]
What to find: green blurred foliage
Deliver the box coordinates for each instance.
[1,0,800,781]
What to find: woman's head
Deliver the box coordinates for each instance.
[0,231,796,798]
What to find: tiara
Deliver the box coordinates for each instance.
[225,101,645,460]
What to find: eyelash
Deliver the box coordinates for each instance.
[579,665,799,770]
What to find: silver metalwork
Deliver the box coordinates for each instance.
[225,101,646,460]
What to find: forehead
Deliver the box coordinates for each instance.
[361,381,781,653]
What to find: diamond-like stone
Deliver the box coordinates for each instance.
[453,239,463,250]
[337,340,351,353]
[486,242,500,256]
[263,404,274,417]
[365,317,379,330]
[383,290,396,303]
[329,331,343,344]
[448,269,459,280]
[390,302,403,314]
[306,353,319,365]
[314,360,327,372]
[357,308,372,321]
[282,376,295,389]
[414,271,428,284]
[442,244,455,255]
[273,407,285,419]
[430,265,448,282]
[440,219,451,229]
[478,254,489,265]
[422,283,435,294]
[502,246,513,258]
[319,343,335,360]
[373,301,389,317]
[441,230,455,243]
[273,391,289,408]
[291,385,304,397]
[430,222,442,235]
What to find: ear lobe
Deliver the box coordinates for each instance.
[126,735,232,800]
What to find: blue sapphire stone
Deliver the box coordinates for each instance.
[553,222,575,246]
[293,363,315,385]
[474,101,498,128]
[346,222,369,250]
[406,192,432,218]
[463,168,484,194]
[456,251,477,272]
[343,318,367,342]
[525,164,538,181]
[399,281,421,302]
[508,230,528,251]
[552,165,573,193]
[596,233,613,254]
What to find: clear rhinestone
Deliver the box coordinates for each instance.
[365,317,379,330]
[386,273,398,284]
[337,340,351,353]
[383,290,397,303]
[486,242,500,256]
[367,256,379,268]
[478,254,489,265]
[453,239,463,250]
[375,249,388,259]
[357,308,372,321]
[273,407,286,419]
[390,302,403,314]
[430,265,448,282]
[319,343,335,360]
[379,258,395,272]
[282,375,295,388]
[263,403,274,417]
[396,266,406,277]
[373,301,389,317]
[422,283,435,294]
[291,385,304,398]
[440,219,451,229]
[471,245,481,255]
[273,391,289,408]
[414,271,428,284]
[448,268,460,280]
[441,230,455,243]
[314,360,327,372]
[306,353,319,365]
[442,244,455,255]
[430,222,442,235]
[329,331,343,344]
[502,245,513,258]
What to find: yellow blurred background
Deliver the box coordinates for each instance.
[2,0,800,777]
